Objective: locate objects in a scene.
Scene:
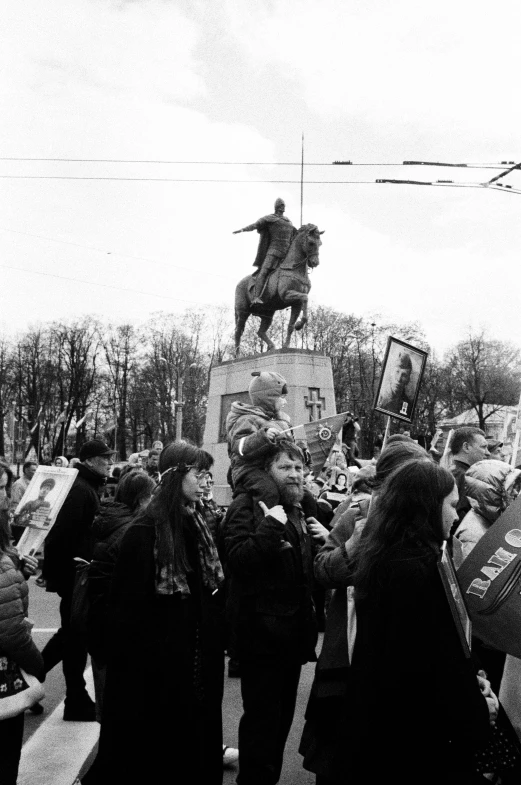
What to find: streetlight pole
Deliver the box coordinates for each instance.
[175,375,183,442]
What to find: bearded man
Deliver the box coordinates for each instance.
[223,441,318,785]
[233,198,296,305]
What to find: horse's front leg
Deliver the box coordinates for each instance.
[294,294,308,331]
[258,314,275,351]
[235,310,249,356]
[283,303,302,348]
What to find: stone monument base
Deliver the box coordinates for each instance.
[202,349,336,506]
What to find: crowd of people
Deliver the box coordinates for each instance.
[0,373,520,784]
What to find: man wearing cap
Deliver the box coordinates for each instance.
[42,439,114,721]
[233,198,297,305]
[378,352,414,418]
[487,438,505,461]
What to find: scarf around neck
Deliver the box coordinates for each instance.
[154,505,224,598]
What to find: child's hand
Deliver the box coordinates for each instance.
[258,501,287,525]
[266,428,279,441]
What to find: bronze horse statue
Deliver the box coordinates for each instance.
[234,223,323,355]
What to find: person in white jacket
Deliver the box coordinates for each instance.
[455,459,521,560]
[455,459,521,699]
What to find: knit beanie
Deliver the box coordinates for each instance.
[249,371,288,409]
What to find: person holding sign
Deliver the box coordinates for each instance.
[334,461,494,784]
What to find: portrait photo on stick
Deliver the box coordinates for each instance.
[374,336,428,423]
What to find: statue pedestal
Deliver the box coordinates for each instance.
[202,349,336,505]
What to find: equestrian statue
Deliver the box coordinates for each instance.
[233,198,323,355]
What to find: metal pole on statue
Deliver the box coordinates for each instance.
[300,132,304,227]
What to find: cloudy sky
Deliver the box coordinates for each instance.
[1,0,520,353]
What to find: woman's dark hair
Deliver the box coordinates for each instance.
[374,440,429,489]
[334,472,349,487]
[145,441,213,577]
[0,459,13,496]
[352,460,456,598]
[119,464,144,481]
[0,464,14,554]
[115,470,156,511]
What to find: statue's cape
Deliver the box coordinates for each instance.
[253,214,292,269]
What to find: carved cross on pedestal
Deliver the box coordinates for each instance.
[305,388,325,422]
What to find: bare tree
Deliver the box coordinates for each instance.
[443,331,521,429]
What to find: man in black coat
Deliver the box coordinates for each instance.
[42,439,114,720]
[223,440,318,785]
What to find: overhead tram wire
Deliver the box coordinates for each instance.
[0,157,517,170]
[0,226,236,281]
[0,262,212,306]
[1,174,521,195]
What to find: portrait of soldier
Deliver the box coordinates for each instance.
[233,197,297,305]
[377,350,415,418]
[16,477,56,528]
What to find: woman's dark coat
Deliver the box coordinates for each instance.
[95,513,225,785]
[302,533,492,784]
[86,500,135,664]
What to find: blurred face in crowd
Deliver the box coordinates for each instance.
[181,468,207,504]
[310,481,321,499]
[489,444,504,461]
[274,396,287,413]
[269,452,304,506]
[506,474,521,505]
[148,453,159,469]
[202,472,214,500]
[441,484,459,539]
[24,463,37,480]
[465,434,490,465]
[87,455,113,478]
[0,472,8,511]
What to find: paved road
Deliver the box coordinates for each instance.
[23,579,319,784]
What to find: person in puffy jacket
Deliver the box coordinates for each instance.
[455,459,521,694]
[226,370,291,507]
[0,465,44,784]
[87,469,155,713]
[455,459,521,559]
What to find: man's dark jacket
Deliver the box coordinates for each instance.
[44,463,104,595]
[222,491,317,666]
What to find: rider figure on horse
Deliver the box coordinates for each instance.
[233,198,297,305]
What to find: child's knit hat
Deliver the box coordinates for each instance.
[249,371,288,408]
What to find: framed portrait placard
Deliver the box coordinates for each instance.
[374,336,428,423]
[438,541,472,658]
[14,466,78,557]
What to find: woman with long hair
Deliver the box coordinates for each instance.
[301,440,430,782]
[348,460,493,784]
[90,442,225,785]
[0,464,44,784]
